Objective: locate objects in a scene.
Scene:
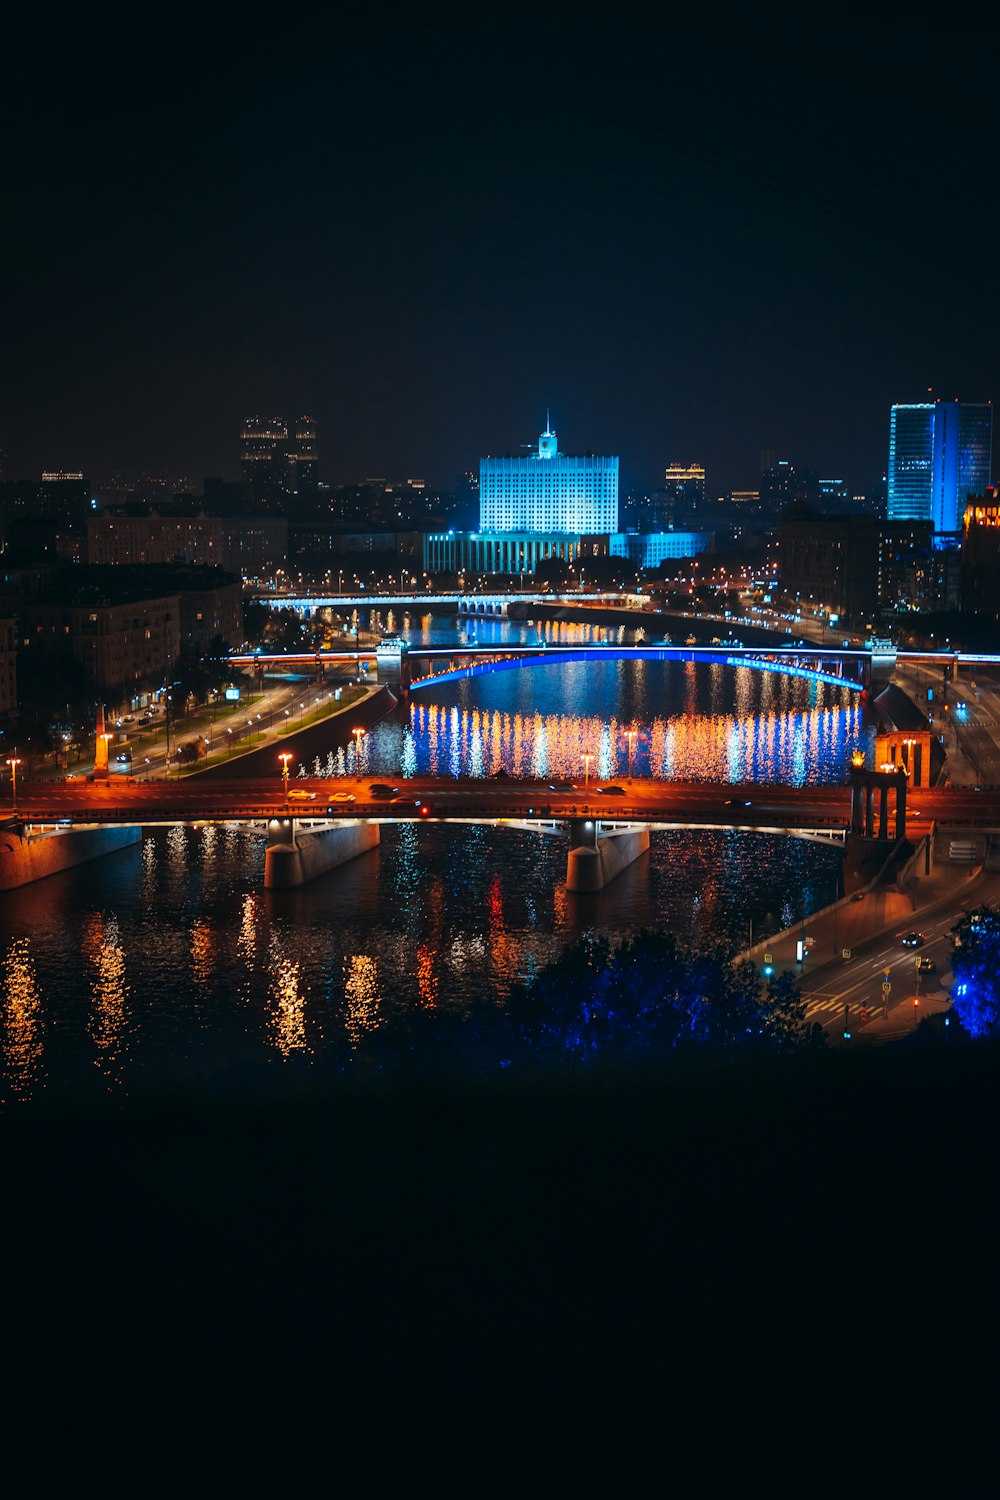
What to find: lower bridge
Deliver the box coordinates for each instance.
[2,769,995,892]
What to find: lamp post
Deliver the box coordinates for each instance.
[903,737,917,784]
[581,752,593,788]
[625,729,637,782]
[279,752,292,801]
[6,756,21,808]
[352,726,364,768]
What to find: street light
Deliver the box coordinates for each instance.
[903,737,917,783]
[6,756,21,807]
[581,752,593,787]
[279,752,292,799]
[625,729,637,782]
[352,726,364,766]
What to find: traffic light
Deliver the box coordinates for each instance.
[762,963,775,978]
[843,1004,851,1041]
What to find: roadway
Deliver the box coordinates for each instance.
[7,774,1000,832]
[791,868,1000,1045]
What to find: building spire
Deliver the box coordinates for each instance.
[538,416,558,459]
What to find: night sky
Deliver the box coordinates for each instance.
[3,12,997,496]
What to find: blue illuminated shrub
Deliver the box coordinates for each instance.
[950,905,1000,1039]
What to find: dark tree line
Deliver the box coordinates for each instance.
[343,931,823,1079]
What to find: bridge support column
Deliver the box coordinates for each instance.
[565,818,650,893]
[849,765,908,846]
[374,639,410,690]
[264,817,380,889]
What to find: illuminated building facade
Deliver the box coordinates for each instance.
[662,463,705,514]
[887,401,992,535]
[610,531,714,568]
[424,530,590,577]
[480,421,618,533]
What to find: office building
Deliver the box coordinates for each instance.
[761,459,819,512]
[638,464,706,530]
[778,513,961,621]
[887,401,992,535]
[610,531,715,569]
[39,471,91,527]
[480,421,618,533]
[424,529,592,579]
[241,415,320,510]
[662,463,706,519]
[286,416,319,501]
[963,490,1000,619]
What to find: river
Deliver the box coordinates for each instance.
[0,610,871,1104]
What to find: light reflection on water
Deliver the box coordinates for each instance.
[0,645,861,1100]
[2,937,43,1101]
[0,819,842,1101]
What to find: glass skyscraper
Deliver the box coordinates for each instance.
[480,421,619,533]
[887,402,992,535]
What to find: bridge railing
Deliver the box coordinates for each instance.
[16,800,857,833]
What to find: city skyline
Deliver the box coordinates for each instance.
[2,15,996,497]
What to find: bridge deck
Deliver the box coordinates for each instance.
[5,778,996,834]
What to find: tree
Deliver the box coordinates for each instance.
[533,555,572,588]
[169,649,209,711]
[505,931,823,1062]
[950,905,1000,1038]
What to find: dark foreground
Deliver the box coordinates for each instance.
[6,1037,995,1402]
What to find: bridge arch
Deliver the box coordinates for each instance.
[407,644,865,693]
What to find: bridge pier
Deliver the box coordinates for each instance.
[374,637,411,691]
[264,817,380,889]
[565,817,650,893]
[849,765,906,842]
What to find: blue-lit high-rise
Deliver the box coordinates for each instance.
[480,420,619,533]
[887,401,992,535]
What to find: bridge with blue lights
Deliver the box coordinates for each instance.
[402,642,868,692]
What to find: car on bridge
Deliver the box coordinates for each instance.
[597,785,626,796]
[370,783,400,798]
[327,792,355,806]
[725,797,752,808]
[288,789,317,801]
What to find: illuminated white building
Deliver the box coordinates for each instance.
[480,421,618,533]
